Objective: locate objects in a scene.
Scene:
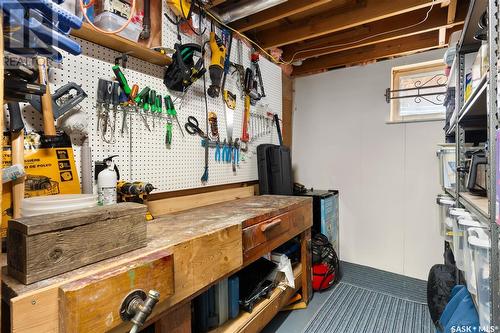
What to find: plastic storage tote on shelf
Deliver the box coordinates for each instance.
[468,228,492,328]
[93,12,142,42]
[437,195,455,237]
[464,227,488,296]
[454,217,483,271]
[450,208,472,257]
[437,144,457,190]
[445,207,467,244]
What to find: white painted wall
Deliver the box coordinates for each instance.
[293,49,446,280]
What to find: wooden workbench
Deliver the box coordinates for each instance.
[2,195,312,333]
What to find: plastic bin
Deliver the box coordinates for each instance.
[454,217,482,270]
[437,195,455,237]
[468,228,491,327]
[445,207,467,244]
[449,208,471,256]
[21,194,98,217]
[437,144,456,190]
[94,11,142,42]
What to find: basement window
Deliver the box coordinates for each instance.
[388,60,447,123]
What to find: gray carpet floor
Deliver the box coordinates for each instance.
[302,282,434,333]
[263,262,434,333]
[340,262,428,303]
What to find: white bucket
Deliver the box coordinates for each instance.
[21,194,98,217]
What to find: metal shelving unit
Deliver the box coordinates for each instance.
[447,0,499,326]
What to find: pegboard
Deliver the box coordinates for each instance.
[4,3,282,193]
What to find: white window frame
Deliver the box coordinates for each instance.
[388,59,447,124]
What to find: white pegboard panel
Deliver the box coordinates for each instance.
[7,4,282,193]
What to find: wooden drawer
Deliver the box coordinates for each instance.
[59,250,174,333]
[242,204,312,263]
[243,213,291,252]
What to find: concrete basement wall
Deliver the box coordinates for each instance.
[292,49,446,280]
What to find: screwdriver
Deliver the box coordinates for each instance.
[134,87,150,104]
[150,90,157,113]
[165,121,173,147]
[112,65,131,97]
[130,84,139,103]
[156,95,162,114]
[165,95,185,137]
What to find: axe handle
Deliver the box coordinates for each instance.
[37,57,56,136]
[11,130,24,219]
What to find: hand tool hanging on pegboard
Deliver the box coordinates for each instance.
[201,38,210,183]
[241,68,253,144]
[230,39,246,99]
[207,31,227,98]
[7,102,25,219]
[28,82,87,120]
[163,43,206,92]
[249,51,266,105]
[208,112,220,142]
[4,65,47,102]
[36,57,57,136]
[96,79,118,144]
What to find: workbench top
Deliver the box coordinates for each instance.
[3,195,311,298]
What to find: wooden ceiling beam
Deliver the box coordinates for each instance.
[207,0,226,9]
[255,0,448,49]
[281,4,465,61]
[292,31,443,76]
[230,0,334,33]
[447,0,458,23]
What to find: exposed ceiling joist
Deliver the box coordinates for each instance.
[230,0,334,32]
[439,27,447,45]
[255,0,448,49]
[447,0,458,23]
[292,31,445,76]
[281,4,465,61]
[208,0,226,8]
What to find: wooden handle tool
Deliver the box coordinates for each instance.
[37,57,56,136]
[7,102,25,219]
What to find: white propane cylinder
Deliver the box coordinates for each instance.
[97,157,117,206]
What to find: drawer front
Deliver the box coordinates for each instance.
[242,203,312,263]
[242,213,291,252]
[59,250,174,333]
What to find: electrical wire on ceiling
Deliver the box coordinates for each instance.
[204,0,437,65]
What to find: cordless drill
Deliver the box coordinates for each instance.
[207,32,226,98]
[117,181,155,204]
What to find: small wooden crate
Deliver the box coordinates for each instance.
[7,202,147,284]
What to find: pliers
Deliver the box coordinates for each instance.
[222,139,231,163]
[215,141,221,162]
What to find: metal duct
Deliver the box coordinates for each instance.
[221,0,288,23]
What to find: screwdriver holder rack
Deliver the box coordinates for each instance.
[5,1,282,192]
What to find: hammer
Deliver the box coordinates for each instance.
[36,57,56,136]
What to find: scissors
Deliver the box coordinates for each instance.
[185,116,205,138]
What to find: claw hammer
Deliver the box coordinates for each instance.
[36,57,56,136]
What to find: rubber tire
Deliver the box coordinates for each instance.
[427,264,456,327]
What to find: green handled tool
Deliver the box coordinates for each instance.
[165,121,173,147]
[135,87,150,104]
[165,95,184,137]
[112,65,132,97]
[156,95,162,114]
[150,90,157,113]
